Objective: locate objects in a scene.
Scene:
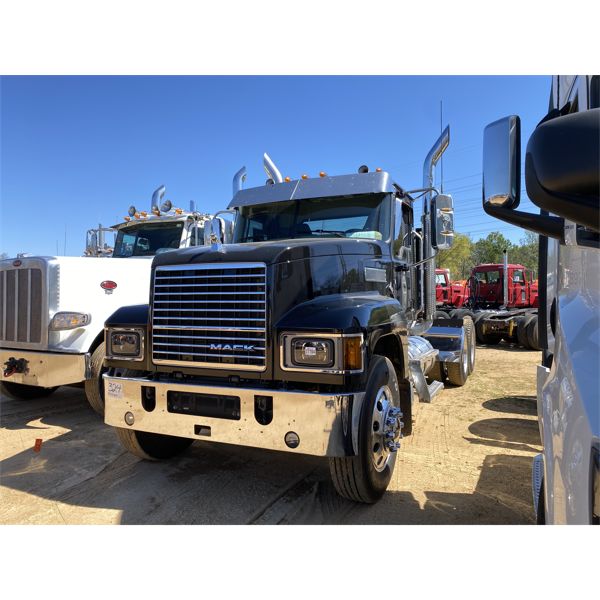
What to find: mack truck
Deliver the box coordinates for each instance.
[101,136,477,504]
[0,186,212,414]
[436,256,541,349]
[481,75,599,524]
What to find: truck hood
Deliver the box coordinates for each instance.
[152,238,386,268]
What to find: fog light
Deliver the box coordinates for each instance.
[285,431,300,449]
[124,412,135,426]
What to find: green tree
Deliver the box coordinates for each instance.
[509,231,539,275]
[436,232,473,279]
[471,232,513,265]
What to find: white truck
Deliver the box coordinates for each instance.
[481,75,599,524]
[0,186,212,414]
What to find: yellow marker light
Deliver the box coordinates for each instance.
[153,210,160,216]
[376,167,382,172]
[124,216,131,222]
[134,213,140,219]
[175,208,183,214]
[140,211,147,217]
[319,171,327,178]
[284,176,291,182]
[301,174,309,180]
[343,337,363,371]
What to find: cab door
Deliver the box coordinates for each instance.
[511,268,527,307]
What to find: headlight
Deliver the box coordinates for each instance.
[107,328,144,360]
[292,338,334,367]
[281,333,363,373]
[49,312,91,331]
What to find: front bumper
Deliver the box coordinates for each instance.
[103,374,364,457]
[0,348,89,387]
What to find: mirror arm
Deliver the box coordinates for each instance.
[483,203,565,242]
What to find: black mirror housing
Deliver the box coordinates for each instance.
[525,108,600,232]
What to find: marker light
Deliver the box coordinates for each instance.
[284,176,291,182]
[124,217,131,222]
[100,280,118,290]
[140,211,148,217]
[376,167,382,172]
[319,171,327,178]
[343,337,363,371]
[301,174,309,180]
[134,213,140,219]
[175,208,183,214]
[153,209,160,216]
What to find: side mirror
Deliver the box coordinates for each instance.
[431,194,454,250]
[482,116,521,209]
[481,115,564,241]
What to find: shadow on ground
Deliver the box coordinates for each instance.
[0,391,538,525]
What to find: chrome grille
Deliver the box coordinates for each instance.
[152,263,267,371]
[0,266,44,345]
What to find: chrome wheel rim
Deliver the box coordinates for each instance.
[370,385,402,472]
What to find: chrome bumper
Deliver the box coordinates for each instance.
[103,374,364,457]
[0,348,89,387]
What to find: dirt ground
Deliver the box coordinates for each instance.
[0,345,541,525]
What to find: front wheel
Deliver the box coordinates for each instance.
[115,427,194,460]
[329,355,402,504]
[0,381,58,400]
[84,342,107,415]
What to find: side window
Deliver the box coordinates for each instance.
[189,224,205,246]
[393,198,412,258]
[513,269,524,283]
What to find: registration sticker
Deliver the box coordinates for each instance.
[107,381,123,399]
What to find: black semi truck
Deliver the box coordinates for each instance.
[101,132,475,503]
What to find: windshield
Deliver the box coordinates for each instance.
[113,222,184,257]
[233,194,391,243]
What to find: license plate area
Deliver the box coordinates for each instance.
[166,391,241,420]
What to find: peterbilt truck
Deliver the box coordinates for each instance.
[436,256,541,349]
[0,186,212,414]
[102,136,476,504]
[481,75,599,524]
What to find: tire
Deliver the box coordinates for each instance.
[84,342,107,415]
[451,308,475,320]
[526,316,541,351]
[517,315,535,348]
[115,427,194,460]
[329,355,402,503]
[536,479,546,525]
[435,310,449,319]
[446,335,469,386]
[462,316,476,374]
[0,381,58,400]
[475,317,502,345]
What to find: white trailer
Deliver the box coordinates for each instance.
[0,186,212,414]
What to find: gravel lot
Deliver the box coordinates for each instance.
[0,345,541,524]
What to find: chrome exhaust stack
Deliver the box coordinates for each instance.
[263,152,283,184]
[233,166,247,195]
[422,126,450,325]
[503,249,509,307]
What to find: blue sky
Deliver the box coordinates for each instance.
[0,76,550,257]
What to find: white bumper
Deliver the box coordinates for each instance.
[0,348,89,387]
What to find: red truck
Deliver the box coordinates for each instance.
[436,252,540,349]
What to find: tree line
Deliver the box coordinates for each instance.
[437,230,539,280]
